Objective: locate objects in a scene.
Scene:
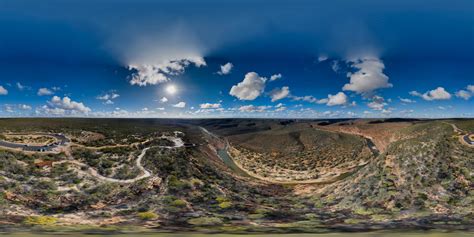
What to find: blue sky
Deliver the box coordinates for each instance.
[0,0,473,118]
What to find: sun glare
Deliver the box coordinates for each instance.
[165,84,177,94]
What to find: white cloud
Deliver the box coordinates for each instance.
[347,111,357,117]
[291,92,347,106]
[269,86,290,102]
[37,88,54,96]
[129,57,206,86]
[217,62,233,75]
[318,55,328,62]
[455,85,474,100]
[172,101,186,108]
[290,95,327,104]
[16,82,28,91]
[229,72,266,100]
[367,95,387,110]
[97,92,120,105]
[409,91,422,97]
[160,97,168,103]
[326,92,348,106]
[0,86,7,95]
[410,87,451,101]
[97,92,120,100]
[399,97,415,103]
[270,73,282,81]
[467,85,474,93]
[331,60,340,72]
[275,106,287,112]
[343,57,392,95]
[19,104,32,110]
[400,109,414,115]
[238,105,272,112]
[36,96,91,115]
[368,101,386,110]
[455,90,471,100]
[4,105,14,113]
[200,103,221,109]
[3,104,32,113]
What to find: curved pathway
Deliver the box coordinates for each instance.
[1,132,186,184]
[445,122,474,147]
[63,135,185,183]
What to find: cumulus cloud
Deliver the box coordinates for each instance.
[172,101,186,108]
[3,104,32,113]
[290,92,347,106]
[410,87,451,101]
[367,95,387,110]
[455,85,474,100]
[343,57,392,95]
[318,55,328,62]
[275,106,287,112]
[367,101,386,110]
[36,96,91,115]
[97,92,120,105]
[238,105,272,112]
[217,62,233,75]
[16,82,30,91]
[160,97,168,103]
[290,95,327,104]
[467,85,474,93]
[37,88,54,96]
[269,73,282,81]
[0,86,7,95]
[326,92,348,106]
[455,90,471,100]
[97,92,119,100]
[129,57,206,86]
[399,97,415,103]
[269,86,290,102]
[331,60,340,72]
[200,103,221,109]
[19,104,32,110]
[229,72,266,100]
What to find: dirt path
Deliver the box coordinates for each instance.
[56,134,185,184]
[445,122,474,147]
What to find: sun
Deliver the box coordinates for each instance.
[165,84,177,94]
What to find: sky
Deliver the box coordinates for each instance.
[0,0,473,118]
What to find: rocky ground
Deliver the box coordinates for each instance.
[0,118,472,233]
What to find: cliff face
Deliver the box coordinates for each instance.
[310,122,473,216]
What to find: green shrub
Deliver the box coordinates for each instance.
[215,196,229,203]
[187,217,223,226]
[137,211,159,220]
[344,218,362,224]
[23,216,58,225]
[171,199,187,207]
[218,201,232,209]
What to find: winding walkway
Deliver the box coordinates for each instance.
[445,122,474,147]
[61,135,186,183]
[0,132,186,184]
